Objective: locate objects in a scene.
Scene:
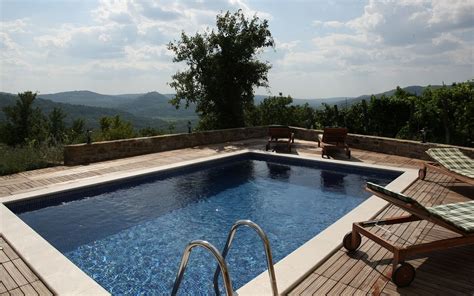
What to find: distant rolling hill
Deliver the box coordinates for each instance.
[0,92,171,130]
[117,92,198,121]
[38,90,133,108]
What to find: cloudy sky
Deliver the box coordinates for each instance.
[1,0,473,99]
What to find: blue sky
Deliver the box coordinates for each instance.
[1,0,473,98]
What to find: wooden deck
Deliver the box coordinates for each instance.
[0,237,52,296]
[0,139,472,295]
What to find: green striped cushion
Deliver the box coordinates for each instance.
[368,182,474,233]
[427,148,474,179]
[428,201,474,233]
[366,182,423,208]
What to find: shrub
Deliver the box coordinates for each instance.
[0,142,63,176]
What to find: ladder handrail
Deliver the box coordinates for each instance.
[171,240,234,296]
[213,220,278,296]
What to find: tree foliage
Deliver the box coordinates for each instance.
[305,81,473,147]
[168,10,274,130]
[249,94,315,128]
[248,81,472,147]
[48,107,67,143]
[97,115,136,141]
[2,91,48,146]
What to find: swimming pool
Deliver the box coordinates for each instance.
[9,153,400,294]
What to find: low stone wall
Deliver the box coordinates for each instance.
[64,126,267,165]
[64,126,473,165]
[291,127,474,160]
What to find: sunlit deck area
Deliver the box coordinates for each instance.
[0,138,473,295]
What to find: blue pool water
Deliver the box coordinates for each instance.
[11,155,399,295]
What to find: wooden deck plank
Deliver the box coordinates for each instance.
[9,287,24,296]
[286,272,321,295]
[0,264,19,290]
[287,273,328,296]
[310,276,338,295]
[0,239,19,261]
[30,281,52,296]
[0,282,7,294]
[11,259,38,283]
[0,238,52,295]
[0,250,10,264]
[3,261,28,287]
[19,285,39,296]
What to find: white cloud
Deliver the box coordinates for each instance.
[323,21,345,28]
[276,39,300,51]
[0,18,30,33]
[284,0,473,74]
[269,0,474,97]
[1,0,471,97]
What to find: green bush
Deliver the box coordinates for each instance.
[0,142,63,176]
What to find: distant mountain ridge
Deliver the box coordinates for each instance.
[117,91,197,120]
[0,84,441,132]
[33,84,439,113]
[39,90,132,108]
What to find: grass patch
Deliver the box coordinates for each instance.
[0,143,63,176]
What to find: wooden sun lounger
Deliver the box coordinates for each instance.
[265,125,295,152]
[318,127,351,159]
[343,182,474,287]
[419,148,474,185]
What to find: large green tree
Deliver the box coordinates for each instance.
[2,91,47,145]
[168,10,274,130]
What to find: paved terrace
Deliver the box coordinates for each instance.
[0,139,473,295]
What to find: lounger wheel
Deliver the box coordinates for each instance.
[342,231,361,252]
[418,167,426,180]
[392,262,416,287]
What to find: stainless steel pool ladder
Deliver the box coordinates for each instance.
[213,220,278,296]
[170,240,234,296]
[171,219,278,296]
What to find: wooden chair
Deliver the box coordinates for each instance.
[419,148,474,185]
[318,127,350,159]
[343,182,474,287]
[265,125,295,152]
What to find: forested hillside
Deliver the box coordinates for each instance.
[117,92,198,120]
[0,92,169,130]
